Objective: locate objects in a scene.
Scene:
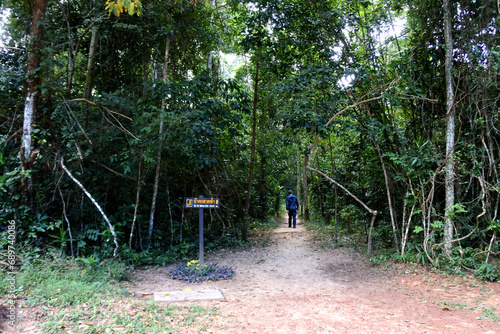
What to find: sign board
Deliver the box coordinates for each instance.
[184,195,220,264]
[185,197,220,209]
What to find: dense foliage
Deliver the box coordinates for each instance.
[0,0,498,279]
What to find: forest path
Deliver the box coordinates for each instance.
[127,218,500,333]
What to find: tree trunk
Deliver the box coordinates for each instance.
[58,187,74,256]
[296,145,302,216]
[21,0,47,210]
[367,212,377,255]
[443,0,456,255]
[243,58,259,241]
[129,149,143,249]
[84,26,99,100]
[259,150,266,215]
[365,108,400,252]
[146,38,170,249]
[302,145,312,220]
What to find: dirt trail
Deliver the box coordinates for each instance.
[128,218,500,333]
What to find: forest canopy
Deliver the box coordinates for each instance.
[0,0,499,280]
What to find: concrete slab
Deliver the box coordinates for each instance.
[154,289,225,302]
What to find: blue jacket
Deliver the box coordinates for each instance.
[286,194,299,211]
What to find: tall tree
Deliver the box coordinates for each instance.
[146,38,170,249]
[443,0,456,255]
[83,26,99,100]
[243,57,259,240]
[21,0,47,210]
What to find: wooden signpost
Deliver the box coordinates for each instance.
[185,195,220,264]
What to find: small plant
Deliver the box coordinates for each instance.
[369,254,388,265]
[475,262,499,282]
[39,299,220,333]
[168,260,235,283]
[437,301,473,310]
[186,260,210,276]
[482,307,500,322]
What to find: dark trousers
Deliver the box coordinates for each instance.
[288,209,297,227]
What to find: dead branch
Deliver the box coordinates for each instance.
[326,95,385,128]
[397,95,438,103]
[61,97,93,144]
[6,128,22,142]
[60,157,119,257]
[367,212,378,255]
[307,166,378,254]
[101,111,139,141]
[307,166,377,216]
[64,98,139,141]
[66,98,133,120]
[86,158,141,183]
[0,46,23,50]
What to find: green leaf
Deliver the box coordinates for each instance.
[413,226,424,234]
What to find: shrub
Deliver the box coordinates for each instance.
[168,260,234,283]
[475,263,500,282]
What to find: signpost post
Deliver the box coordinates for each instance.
[198,196,203,264]
[185,195,220,264]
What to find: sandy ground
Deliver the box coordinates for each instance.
[125,218,500,334]
[3,218,499,333]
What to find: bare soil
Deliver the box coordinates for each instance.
[3,218,499,333]
[125,218,500,333]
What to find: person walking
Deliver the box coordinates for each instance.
[286,190,299,228]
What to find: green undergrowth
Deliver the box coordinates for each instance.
[0,251,127,308]
[436,301,500,323]
[38,300,221,333]
[0,251,222,332]
[302,219,364,250]
[369,246,500,283]
[249,216,280,231]
[120,218,278,268]
[302,218,499,284]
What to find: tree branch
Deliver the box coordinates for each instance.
[307,166,378,216]
[64,98,139,140]
[60,157,119,257]
[86,158,141,183]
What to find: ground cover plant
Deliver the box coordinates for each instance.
[168,260,235,283]
[38,299,220,334]
[0,251,222,333]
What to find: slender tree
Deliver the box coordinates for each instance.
[21,0,47,210]
[243,57,259,240]
[146,38,170,249]
[443,0,456,255]
[84,26,99,100]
